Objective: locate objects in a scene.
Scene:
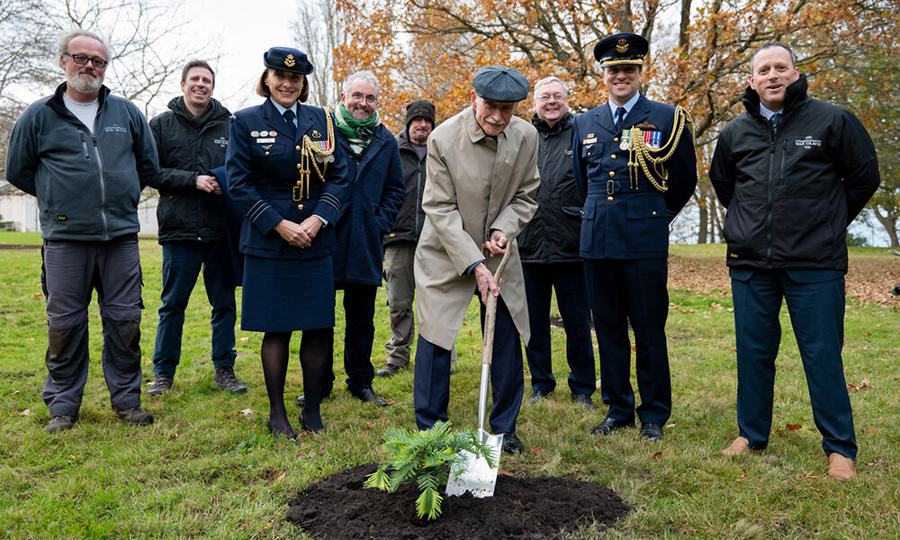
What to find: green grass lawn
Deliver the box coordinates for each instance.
[1,242,898,539]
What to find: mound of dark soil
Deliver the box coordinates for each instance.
[286,464,630,539]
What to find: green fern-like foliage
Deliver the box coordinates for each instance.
[363,421,495,520]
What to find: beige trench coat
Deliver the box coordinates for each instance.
[414,107,540,350]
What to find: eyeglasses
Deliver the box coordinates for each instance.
[65,53,108,69]
[350,92,377,104]
[536,94,566,103]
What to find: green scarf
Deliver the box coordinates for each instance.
[335,104,379,155]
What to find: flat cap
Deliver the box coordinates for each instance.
[405,99,436,127]
[263,47,314,75]
[472,65,530,102]
[594,33,649,67]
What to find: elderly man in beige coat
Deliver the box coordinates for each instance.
[413,65,539,455]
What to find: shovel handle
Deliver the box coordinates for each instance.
[481,248,512,368]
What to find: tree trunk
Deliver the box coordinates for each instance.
[873,211,900,247]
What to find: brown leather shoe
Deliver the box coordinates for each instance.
[721,436,764,456]
[827,453,856,481]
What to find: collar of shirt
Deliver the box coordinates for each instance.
[607,93,641,119]
[269,98,298,125]
[758,103,783,121]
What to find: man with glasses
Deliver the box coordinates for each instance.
[519,76,596,409]
[297,71,404,410]
[6,29,160,433]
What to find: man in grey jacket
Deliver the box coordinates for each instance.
[5,29,160,433]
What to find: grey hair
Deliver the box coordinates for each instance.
[533,76,569,99]
[750,41,796,73]
[56,28,111,61]
[342,70,380,97]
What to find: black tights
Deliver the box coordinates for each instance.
[261,328,333,435]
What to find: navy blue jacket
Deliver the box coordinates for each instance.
[332,120,405,286]
[226,99,351,261]
[573,94,697,259]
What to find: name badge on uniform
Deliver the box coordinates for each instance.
[583,137,597,145]
[257,138,276,143]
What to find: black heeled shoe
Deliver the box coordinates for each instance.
[300,410,325,434]
[267,419,298,443]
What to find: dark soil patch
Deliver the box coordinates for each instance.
[286,464,630,539]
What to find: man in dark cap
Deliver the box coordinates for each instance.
[413,65,539,454]
[573,33,697,441]
[377,99,444,377]
[711,41,879,481]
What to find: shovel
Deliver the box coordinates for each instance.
[446,247,512,498]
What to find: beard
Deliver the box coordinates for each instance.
[66,70,103,94]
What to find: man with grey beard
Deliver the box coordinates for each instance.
[5,29,159,433]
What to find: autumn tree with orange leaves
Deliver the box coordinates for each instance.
[326,0,899,244]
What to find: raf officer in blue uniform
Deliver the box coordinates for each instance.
[226,47,351,438]
[573,33,697,441]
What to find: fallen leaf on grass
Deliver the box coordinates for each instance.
[652,451,662,461]
[865,426,877,434]
[11,390,19,396]
[239,408,256,416]
[366,421,375,429]
[33,292,44,298]
[498,469,515,477]
[847,379,872,392]
[168,433,179,441]
[249,491,256,501]
[276,472,286,483]
[774,424,802,435]
[803,473,818,479]
[736,472,747,482]
[239,337,249,342]
[809,487,820,492]
[19,409,31,416]
[530,447,544,455]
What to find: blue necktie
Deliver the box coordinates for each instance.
[615,106,627,132]
[283,109,296,137]
[769,112,781,134]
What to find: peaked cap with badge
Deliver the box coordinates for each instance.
[263,46,314,75]
[472,65,530,102]
[593,32,649,67]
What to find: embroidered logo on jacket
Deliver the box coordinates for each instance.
[795,136,822,150]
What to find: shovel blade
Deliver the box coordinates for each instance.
[445,430,503,498]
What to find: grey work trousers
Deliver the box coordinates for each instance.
[41,235,144,417]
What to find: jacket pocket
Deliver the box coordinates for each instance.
[722,200,767,261]
[579,202,594,255]
[625,198,667,253]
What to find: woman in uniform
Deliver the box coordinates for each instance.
[226,47,350,438]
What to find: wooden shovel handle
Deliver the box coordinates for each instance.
[481,248,512,367]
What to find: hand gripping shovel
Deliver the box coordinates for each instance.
[445,248,512,498]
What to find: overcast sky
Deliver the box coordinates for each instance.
[169,0,298,115]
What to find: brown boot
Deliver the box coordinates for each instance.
[827,453,855,481]
[721,436,764,456]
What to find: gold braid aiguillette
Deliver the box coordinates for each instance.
[627,106,695,192]
[297,106,337,200]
